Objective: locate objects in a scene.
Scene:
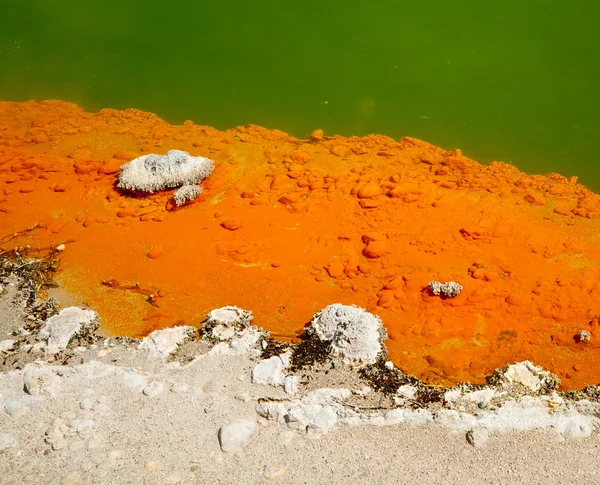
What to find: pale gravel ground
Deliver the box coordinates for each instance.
[1,348,599,485]
[2,294,600,484]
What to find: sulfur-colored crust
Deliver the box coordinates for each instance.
[2,99,600,389]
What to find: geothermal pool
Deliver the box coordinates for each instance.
[1,100,600,391]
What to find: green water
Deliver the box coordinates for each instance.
[1,1,599,191]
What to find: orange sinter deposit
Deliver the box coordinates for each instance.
[2,100,600,390]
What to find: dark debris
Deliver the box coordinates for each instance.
[289,335,332,372]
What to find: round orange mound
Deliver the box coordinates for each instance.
[2,100,600,390]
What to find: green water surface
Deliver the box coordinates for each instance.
[1,1,599,190]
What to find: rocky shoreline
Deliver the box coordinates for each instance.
[2,264,600,484]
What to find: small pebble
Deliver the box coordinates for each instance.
[235,392,252,403]
[477,401,488,409]
[143,381,164,397]
[264,463,288,480]
[0,433,16,452]
[68,441,84,453]
[171,382,190,394]
[86,433,103,450]
[145,461,159,472]
[210,451,224,464]
[52,438,68,451]
[163,473,182,484]
[62,471,81,485]
[80,398,95,410]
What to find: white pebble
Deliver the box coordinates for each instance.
[0,339,15,351]
[163,473,182,484]
[80,398,95,410]
[122,372,149,393]
[218,418,257,453]
[145,460,159,471]
[171,382,190,394]
[86,433,104,450]
[62,471,81,485]
[0,433,16,452]
[264,463,288,480]
[235,392,252,402]
[52,438,68,451]
[143,381,164,397]
[68,441,84,453]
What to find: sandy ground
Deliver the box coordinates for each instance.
[1,285,600,484]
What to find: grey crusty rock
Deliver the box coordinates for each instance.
[428,281,463,298]
[309,304,387,363]
[39,307,99,354]
[173,184,202,206]
[117,149,214,203]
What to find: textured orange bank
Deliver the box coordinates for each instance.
[2,100,600,390]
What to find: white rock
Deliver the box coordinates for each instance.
[218,418,257,453]
[434,410,478,429]
[403,409,433,426]
[235,392,252,403]
[229,328,262,354]
[143,381,164,397]
[559,416,593,439]
[283,376,300,396]
[86,433,104,450]
[394,385,418,405]
[0,433,16,452]
[0,339,15,352]
[466,428,489,448]
[69,419,95,437]
[80,398,95,410]
[310,304,386,362]
[39,307,99,353]
[286,404,338,434]
[503,361,555,392]
[23,365,62,397]
[117,150,214,195]
[52,438,68,451]
[252,356,286,386]
[138,326,195,361]
[264,463,288,480]
[384,408,406,425]
[122,371,149,393]
[302,388,351,404]
[32,342,47,352]
[171,382,190,394]
[462,389,497,403]
[206,306,253,330]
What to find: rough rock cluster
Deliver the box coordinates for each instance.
[117,149,214,203]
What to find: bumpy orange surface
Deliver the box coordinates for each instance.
[2,100,600,389]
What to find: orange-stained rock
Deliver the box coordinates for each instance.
[147,248,164,259]
[221,219,241,231]
[363,240,389,259]
[326,262,345,279]
[3,100,600,390]
[524,192,546,206]
[357,184,382,199]
[99,159,124,175]
[309,129,324,141]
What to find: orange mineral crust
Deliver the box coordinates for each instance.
[2,100,600,390]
